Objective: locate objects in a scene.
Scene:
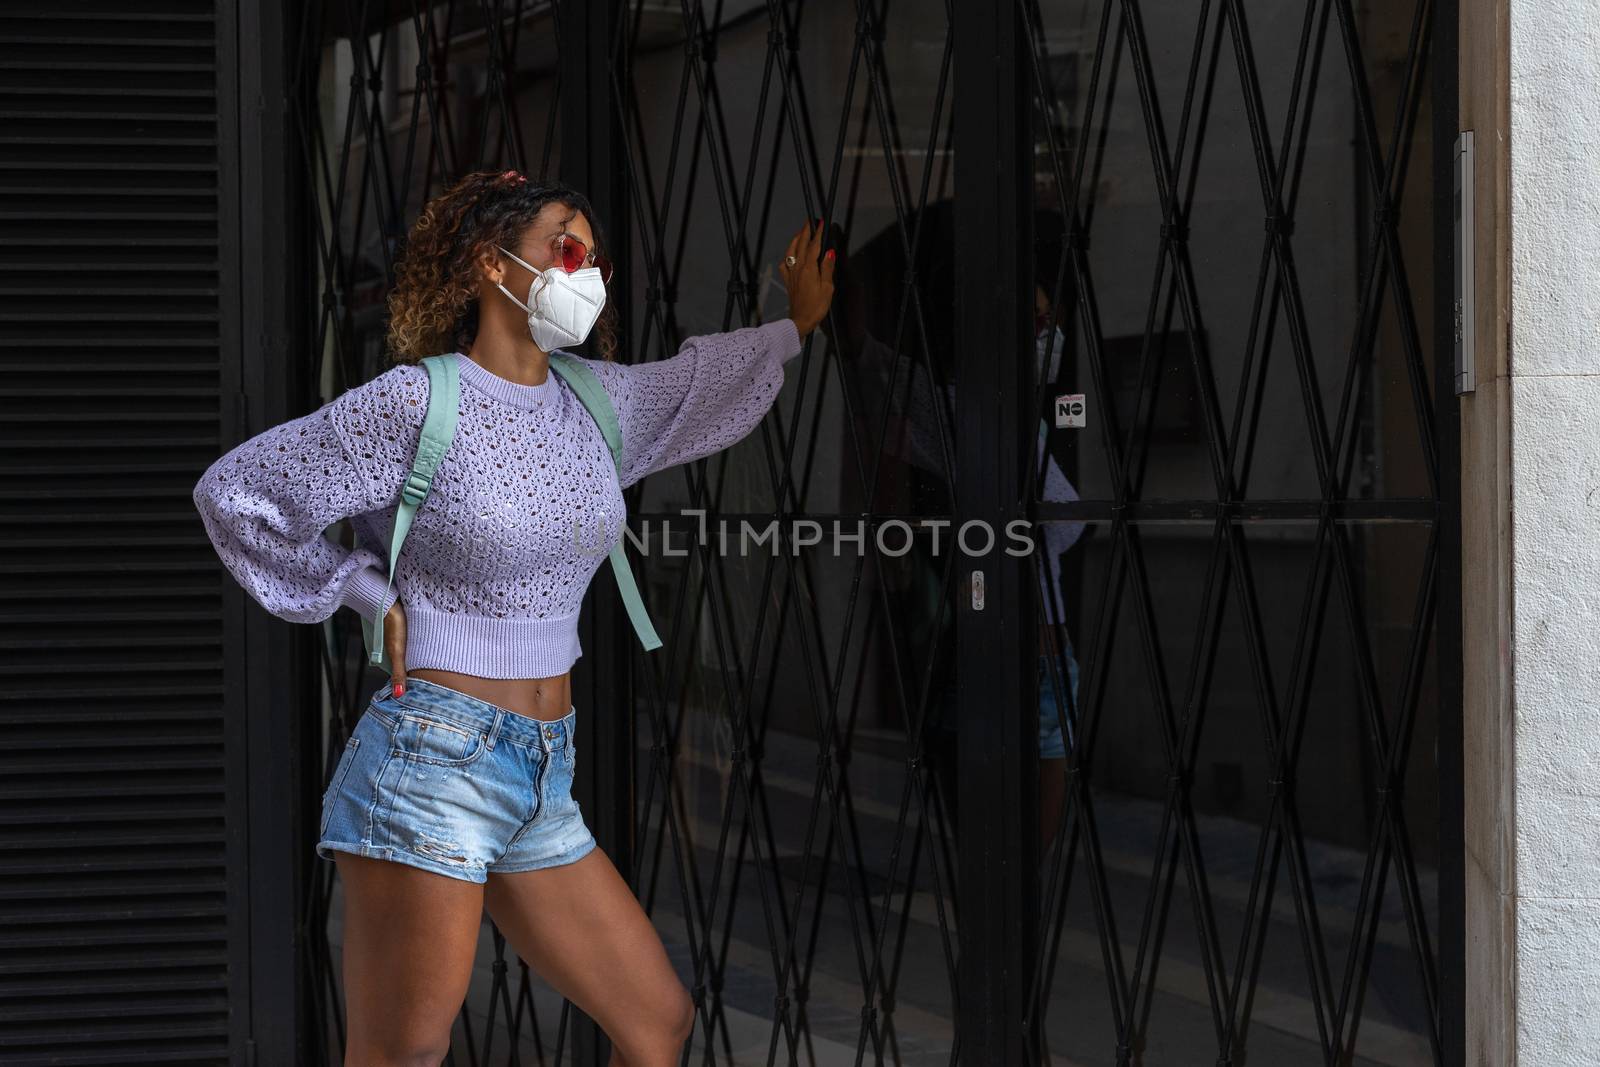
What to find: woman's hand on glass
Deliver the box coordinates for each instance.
[384,597,409,697]
[779,218,836,338]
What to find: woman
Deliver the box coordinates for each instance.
[192,169,835,1066]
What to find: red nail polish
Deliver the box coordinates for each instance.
[393,682,404,697]
[826,249,835,261]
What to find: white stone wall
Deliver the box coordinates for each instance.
[1508,0,1600,1058]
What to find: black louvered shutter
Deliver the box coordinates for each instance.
[1,3,306,1063]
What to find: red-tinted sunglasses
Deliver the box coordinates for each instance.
[550,231,613,285]
[500,234,614,287]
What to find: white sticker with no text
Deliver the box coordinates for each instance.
[1054,394,1086,429]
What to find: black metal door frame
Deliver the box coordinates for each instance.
[1432,0,1465,1059]
[230,0,316,1062]
[950,3,1037,1059]
[223,0,1464,1060]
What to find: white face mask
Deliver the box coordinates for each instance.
[495,244,607,352]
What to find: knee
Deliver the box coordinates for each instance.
[346,1038,452,1067]
[614,982,694,1064]
[652,983,695,1052]
[669,983,695,1046]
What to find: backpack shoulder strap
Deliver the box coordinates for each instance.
[547,352,663,653]
[547,352,623,466]
[363,353,461,667]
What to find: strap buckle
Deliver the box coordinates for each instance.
[400,469,432,506]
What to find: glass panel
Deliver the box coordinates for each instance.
[1024,0,1442,1061]
[615,1,961,1060]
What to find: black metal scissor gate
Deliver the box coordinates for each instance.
[272,1,1457,1063]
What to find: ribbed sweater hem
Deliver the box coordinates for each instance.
[339,563,398,624]
[402,605,582,679]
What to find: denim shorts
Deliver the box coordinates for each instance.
[316,676,598,883]
[1038,644,1080,761]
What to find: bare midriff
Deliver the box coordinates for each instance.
[407,667,572,722]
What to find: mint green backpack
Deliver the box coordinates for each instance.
[360,351,662,672]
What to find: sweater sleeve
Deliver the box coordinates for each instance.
[584,317,804,488]
[191,364,428,625]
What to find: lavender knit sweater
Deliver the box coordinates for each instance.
[193,318,803,677]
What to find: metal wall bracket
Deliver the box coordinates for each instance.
[1454,130,1476,395]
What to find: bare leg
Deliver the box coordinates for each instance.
[335,853,486,1066]
[483,847,692,1067]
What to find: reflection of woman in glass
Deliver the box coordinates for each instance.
[830,201,1083,852]
[192,171,834,1064]
[1032,281,1086,851]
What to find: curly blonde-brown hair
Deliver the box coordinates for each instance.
[385,169,619,363]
